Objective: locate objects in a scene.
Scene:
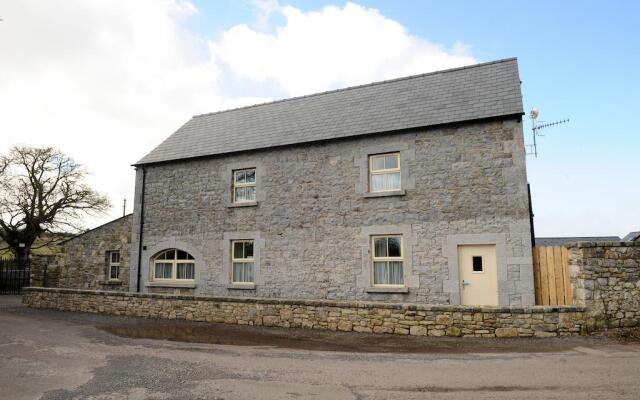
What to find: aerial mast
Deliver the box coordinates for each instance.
[527,107,569,157]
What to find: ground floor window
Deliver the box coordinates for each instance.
[371,235,404,286]
[152,249,195,281]
[232,240,254,283]
[108,251,120,280]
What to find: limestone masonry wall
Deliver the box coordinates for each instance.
[131,119,534,305]
[23,287,586,338]
[568,241,640,329]
[58,215,132,291]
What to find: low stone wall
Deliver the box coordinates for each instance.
[23,287,587,338]
[568,241,640,329]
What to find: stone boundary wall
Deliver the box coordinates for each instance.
[568,241,640,330]
[23,287,586,338]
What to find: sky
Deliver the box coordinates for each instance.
[0,0,638,238]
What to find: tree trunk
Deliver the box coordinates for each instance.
[14,246,30,268]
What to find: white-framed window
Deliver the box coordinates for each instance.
[152,249,195,281]
[369,153,401,192]
[231,240,254,283]
[233,168,256,203]
[108,251,120,280]
[371,235,404,286]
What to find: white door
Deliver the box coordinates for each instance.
[458,245,498,306]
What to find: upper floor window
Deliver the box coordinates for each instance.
[371,235,404,286]
[152,249,195,281]
[108,251,120,280]
[232,240,254,283]
[233,168,256,203]
[369,153,400,192]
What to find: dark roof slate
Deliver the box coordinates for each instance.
[136,58,523,165]
[623,231,640,242]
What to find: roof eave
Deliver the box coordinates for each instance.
[132,112,524,168]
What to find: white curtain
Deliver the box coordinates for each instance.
[374,261,403,285]
[371,172,400,192]
[233,262,255,283]
[235,186,256,202]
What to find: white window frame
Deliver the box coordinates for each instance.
[371,235,404,287]
[232,168,256,203]
[231,240,255,284]
[108,251,120,281]
[152,249,195,282]
[369,153,401,193]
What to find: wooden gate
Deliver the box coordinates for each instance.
[532,246,573,305]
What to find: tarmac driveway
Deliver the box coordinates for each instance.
[1,295,640,399]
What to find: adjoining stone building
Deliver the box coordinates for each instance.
[57,214,132,291]
[130,58,535,306]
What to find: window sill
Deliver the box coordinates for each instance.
[366,286,409,294]
[226,283,256,290]
[362,189,406,198]
[100,280,123,285]
[228,201,258,208]
[145,282,197,289]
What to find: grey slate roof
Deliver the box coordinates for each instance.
[623,231,640,242]
[535,237,621,247]
[136,58,523,165]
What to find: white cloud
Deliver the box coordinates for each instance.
[213,2,476,96]
[0,0,475,228]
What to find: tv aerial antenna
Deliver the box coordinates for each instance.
[527,107,569,157]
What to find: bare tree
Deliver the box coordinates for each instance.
[0,146,110,266]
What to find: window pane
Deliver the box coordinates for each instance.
[388,237,401,257]
[233,241,244,259]
[235,187,246,202]
[155,262,172,279]
[235,171,246,183]
[388,261,404,284]
[233,262,254,283]
[177,250,188,260]
[110,265,119,279]
[245,169,256,183]
[244,241,254,258]
[472,256,483,272]
[371,174,384,192]
[111,251,120,263]
[374,237,387,257]
[245,186,256,201]
[177,263,195,280]
[373,261,388,284]
[371,156,385,171]
[385,154,399,169]
[383,172,400,191]
[373,261,403,285]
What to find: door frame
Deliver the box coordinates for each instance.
[443,233,509,306]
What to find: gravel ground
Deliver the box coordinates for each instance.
[2,295,640,399]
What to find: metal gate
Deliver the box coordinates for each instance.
[0,259,30,295]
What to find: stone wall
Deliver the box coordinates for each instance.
[58,215,132,291]
[131,118,534,305]
[23,287,586,338]
[568,241,640,329]
[29,255,59,288]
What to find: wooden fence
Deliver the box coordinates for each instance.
[532,246,573,305]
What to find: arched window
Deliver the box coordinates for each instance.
[152,249,195,281]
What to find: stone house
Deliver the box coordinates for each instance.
[57,214,132,291]
[130,58,535,306]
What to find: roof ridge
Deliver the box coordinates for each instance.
[192,58,518,119]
